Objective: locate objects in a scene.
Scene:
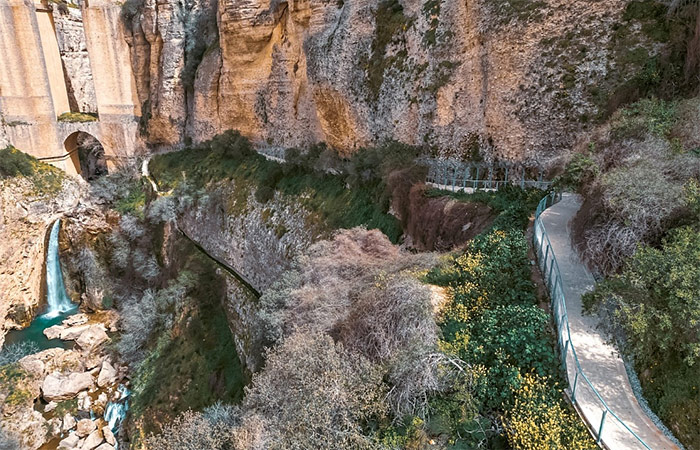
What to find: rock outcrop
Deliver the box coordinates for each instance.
[42,371,95,402]
[125,0,628,162]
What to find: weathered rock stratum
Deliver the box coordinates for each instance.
[125,0,629,162]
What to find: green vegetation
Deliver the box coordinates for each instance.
[422,192,595,449]
[425,184,545,231]
[488,0,547,25]
[0,364,33,407]
[596,0,696,117]
[0,146,66,196]
[584,226,700,447]
[149,131,405,242]
[57,112,98,123]
[365,0,413,102]
[129,250,248,435]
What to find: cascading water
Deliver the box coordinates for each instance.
[104,385,130,448]
[3,219,76,350]
[44,219,76,318]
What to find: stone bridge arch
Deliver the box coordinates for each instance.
[0,0,142,176]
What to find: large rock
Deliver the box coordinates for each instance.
[76,418,97,438]
[60,324,91,340]
[41,371,94,402]
[63,313,89,327]
[97,360,117,388]
[76,325,109,350]
[58,433,80,450]
[102,427,116,446]
[94,444,115,450]
[44,324,65,340]
[81,429,104,450]
[63,413,77,432]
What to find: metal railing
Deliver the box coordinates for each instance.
[533,193,652,450]
[424,159,552,191]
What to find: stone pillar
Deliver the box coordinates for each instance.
[0,0,57,123]
[82,0,141,122]
[34,0,71,117]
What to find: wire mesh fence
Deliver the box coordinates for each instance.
[424,159,553,192]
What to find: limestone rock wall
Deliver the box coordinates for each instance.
[178,180,326,371]
[53,6,99,114]
[125,0,626,162]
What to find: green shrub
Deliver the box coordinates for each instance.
[0,146,34,178]
[57,112,98,123]
[556,152,600,191]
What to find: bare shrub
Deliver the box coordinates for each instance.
[242,330,386,449]
[145,410,236,450]
[117,290,158,364]
[107,231,130,270]
[132,248,160,281]
[119,214,145,241]
[147,196,177,224]
[0,342,39,366]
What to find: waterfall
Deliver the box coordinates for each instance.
[44,220,76,318]
[104,385,130,448]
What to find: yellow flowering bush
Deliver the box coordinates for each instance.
[506,374,596,450]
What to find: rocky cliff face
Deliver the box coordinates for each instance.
[124,0,630,162]
[0,177,84,347]
[53,6,99,114]
[178,179,325,370]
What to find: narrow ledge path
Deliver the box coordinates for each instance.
[540,194,679,450]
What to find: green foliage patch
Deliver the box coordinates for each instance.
[57,112,98,123]
[0,146,66,196]
[149,131,405,242]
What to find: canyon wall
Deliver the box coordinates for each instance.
[178,180,326,370]
[125,0,627,162]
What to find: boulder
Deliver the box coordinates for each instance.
[76,418,96,437]
[44,324,65,340]
[63,313,89,326]
[58,433,80,450]
[78,390,92,411]
[81,429,104,450]
[42,372,93,402]
[102,427,116,446]
[45,401,58,412]
[59,324,91,340]
[76,325,109,350]
[94,444,115,450]
[97,361,117,388]
[63,413,77,431]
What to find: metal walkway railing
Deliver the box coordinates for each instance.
[533,193,653,450]
[425,159,552,191]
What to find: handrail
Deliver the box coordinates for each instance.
[534,193,653,450]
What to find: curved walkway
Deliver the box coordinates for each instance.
[539,193,679,450]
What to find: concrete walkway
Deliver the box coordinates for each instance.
[539,194,679,450]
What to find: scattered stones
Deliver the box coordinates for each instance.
[78,391,92,411]
[58,433,80,450]
[102,426,116,446]
[63,413,77,432]
[97,360,117,388]
[76,325,109,350]
[76,418,96,437]
[42,371,93,402]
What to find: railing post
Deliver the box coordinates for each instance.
[571,371,579,403]
[542,244,550,275]
[597,410,608,444]
[474,166,480,190]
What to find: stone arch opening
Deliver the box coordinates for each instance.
[63,131,107,181]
